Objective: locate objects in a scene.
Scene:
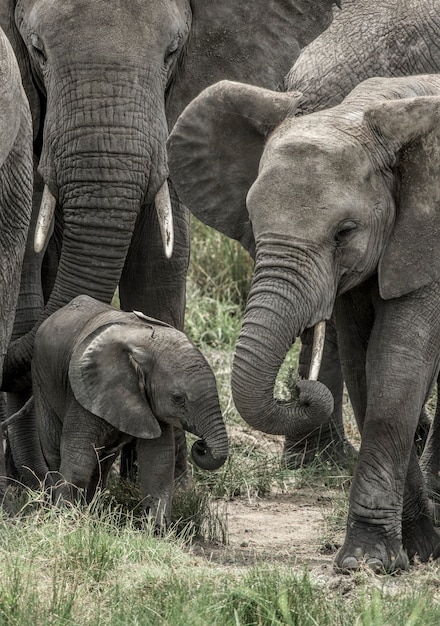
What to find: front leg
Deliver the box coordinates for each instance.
[136,423,175,532]
[119,197,190,485]
[335,281,440,573]
[402,446,440,563]
[419,374,440,517]
[55,403,118,506]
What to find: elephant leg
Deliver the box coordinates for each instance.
[0,396,13,514]
[53,403,109,506]
[86,452,119,504]
[7,394,50,490]
[119,194,190,329]
[283,314,357,468]
[136,423,175,532]
[335,283,440,573]
[419,376,440,519]
[119,439,138,482]
[119,194,191,485]
[402,446,440,562]
[55,440,99,507]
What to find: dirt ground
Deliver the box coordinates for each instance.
[204,489,342,574]
[190,424,350,585]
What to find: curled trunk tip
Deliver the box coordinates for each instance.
[191,439,228,471]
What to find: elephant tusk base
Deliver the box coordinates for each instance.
[155,180,174,259]
[308,320,326,381]
[34,184,56,253]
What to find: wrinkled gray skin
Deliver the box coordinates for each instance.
[168,74,440,572]
[0,27,33,512]
[0,0,337,483]
[277,0,440,466]
[10,295,228,527]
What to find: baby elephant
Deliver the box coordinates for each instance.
[29,294,228,526]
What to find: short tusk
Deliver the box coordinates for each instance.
[34,184,56,253]
[308,320,326,381]
[155,180,174,259]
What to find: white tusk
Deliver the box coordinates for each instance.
[34,184,56,253]
[308,320,326,381]
[155,180,174,259]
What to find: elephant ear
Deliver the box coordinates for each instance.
[166,0,337,127]
[366,96,440,300]
[69,323,161,440]
[168,80,303,255]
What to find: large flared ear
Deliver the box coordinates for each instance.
[168,80,303,254]
[366,95,440,299]
[69,324,162,440]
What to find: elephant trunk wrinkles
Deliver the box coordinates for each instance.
[185,389,228,471]
[232,242,335,437]
[3,68,169,392]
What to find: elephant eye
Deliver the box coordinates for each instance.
[172,392,186,407]
[29,33,47,64]
[165,34,181,61]
[334,220,358,245]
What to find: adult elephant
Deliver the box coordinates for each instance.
[0,0,338,480]
[0,26,33,511]
[168,74,440,572]
[0,0,338,388]
[187,0,440,468]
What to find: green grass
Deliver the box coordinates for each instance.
[184,218,253,350]
[2,222,440,624]
[0,496,440,625]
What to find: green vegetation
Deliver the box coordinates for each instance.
[2,219,440,625]
[0,492,440,625]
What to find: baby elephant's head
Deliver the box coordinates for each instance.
[69,313,229,471]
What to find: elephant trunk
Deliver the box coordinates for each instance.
[232,241,335,437]
[3,67,169,392]
[184,387,229,471]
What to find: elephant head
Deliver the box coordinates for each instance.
[68,305,229,471]
[167,75,440,437]
[0,0,339,392]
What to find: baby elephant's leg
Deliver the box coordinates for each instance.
[55,409,105,506]
[136,423,175,531]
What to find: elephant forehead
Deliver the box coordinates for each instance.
[247,135,383,235]
[26,0,190,62]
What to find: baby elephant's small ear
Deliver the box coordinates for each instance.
[69,324,161,439]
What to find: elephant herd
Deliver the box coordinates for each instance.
[0,0,439,575]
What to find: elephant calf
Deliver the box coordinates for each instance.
[23,295,228,527]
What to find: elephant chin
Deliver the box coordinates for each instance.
[191,440,227,471]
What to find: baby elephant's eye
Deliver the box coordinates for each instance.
[172,392,186,407]
[334,220,358,245]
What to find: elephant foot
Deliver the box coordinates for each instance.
[402,513,440,563]
[282,428,357,470]
[335,534,409,574]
